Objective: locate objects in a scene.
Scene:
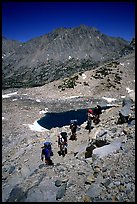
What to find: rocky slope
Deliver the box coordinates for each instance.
[2,25,134,89]
[2,51,135,202]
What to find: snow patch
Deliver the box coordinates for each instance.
[28,121,48,132]
[102,97,117,103]
[2,92,18,98]
[36,99,41,102]
[82,73,87,79]
[68,56,72,59]
[121,96,126,98]
[39,108,48,114]
[126,87,134,93]
[12,99,17,101]
[120,63,124,66]
[63,95,80,99]
[2,117,4,120]
[106,103,116,107]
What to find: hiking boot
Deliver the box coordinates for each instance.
[49,162,54,166]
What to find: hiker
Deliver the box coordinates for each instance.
[57,133,68,157]
[61,131,68,145]
[117,97,133,124]
[86,109,94,133]
[69,120,77,140]
[93,105,102,125]
[41,142,54,165]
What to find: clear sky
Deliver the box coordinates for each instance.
[2,2,135,42]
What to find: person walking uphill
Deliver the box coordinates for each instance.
[93,105,102,125]
[69,120,77,140]
[86,109,94,133]
[41,142,54,165]
[57,132,68,157]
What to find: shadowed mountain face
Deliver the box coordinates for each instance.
[2,25,134,89]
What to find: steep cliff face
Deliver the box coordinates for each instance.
[2,25,133,89]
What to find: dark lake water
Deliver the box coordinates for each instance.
[37,105,113,130]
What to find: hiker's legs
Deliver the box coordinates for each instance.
[65,147,67,154]
[88,120,92,133]
[70,131,75,140]
[72,131,77,140]
[74,132,77,140]
[59,144,65,156]
[45,157,53,165]
[64,144,68,154]
[45,158,50,165]
[94,114,100,125]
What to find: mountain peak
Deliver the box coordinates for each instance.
[2,25,133,89]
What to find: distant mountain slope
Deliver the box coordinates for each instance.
[2,37,22,55]
[2,25,134,89]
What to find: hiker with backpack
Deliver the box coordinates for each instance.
[93,105,102,125]
[69,120,77,140]
[41,141,54,165]
[117,97,133,124]
[86,109,94,133]
[57,132,68,157]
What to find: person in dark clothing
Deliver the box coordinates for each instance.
[70,120,77,140]
[41,142,54,165]
[60,132,68,144]
[60,132,68,155]
[86,109,94,133]
[93,105,102,125]
[57,134,68,157]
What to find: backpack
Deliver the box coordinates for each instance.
[43,141,53,156]
[44,141,52,150]
[60,132,67,142]
[70,122,77,133]
[58,136,64,145]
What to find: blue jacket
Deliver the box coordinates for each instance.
[42,148,51,159]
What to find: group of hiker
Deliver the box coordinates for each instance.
[41,105,102,165]
[41,121,78,165]
[41,98,134,166]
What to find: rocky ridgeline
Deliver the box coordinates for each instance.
[2,99,135,202]
[3,25,134,89]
